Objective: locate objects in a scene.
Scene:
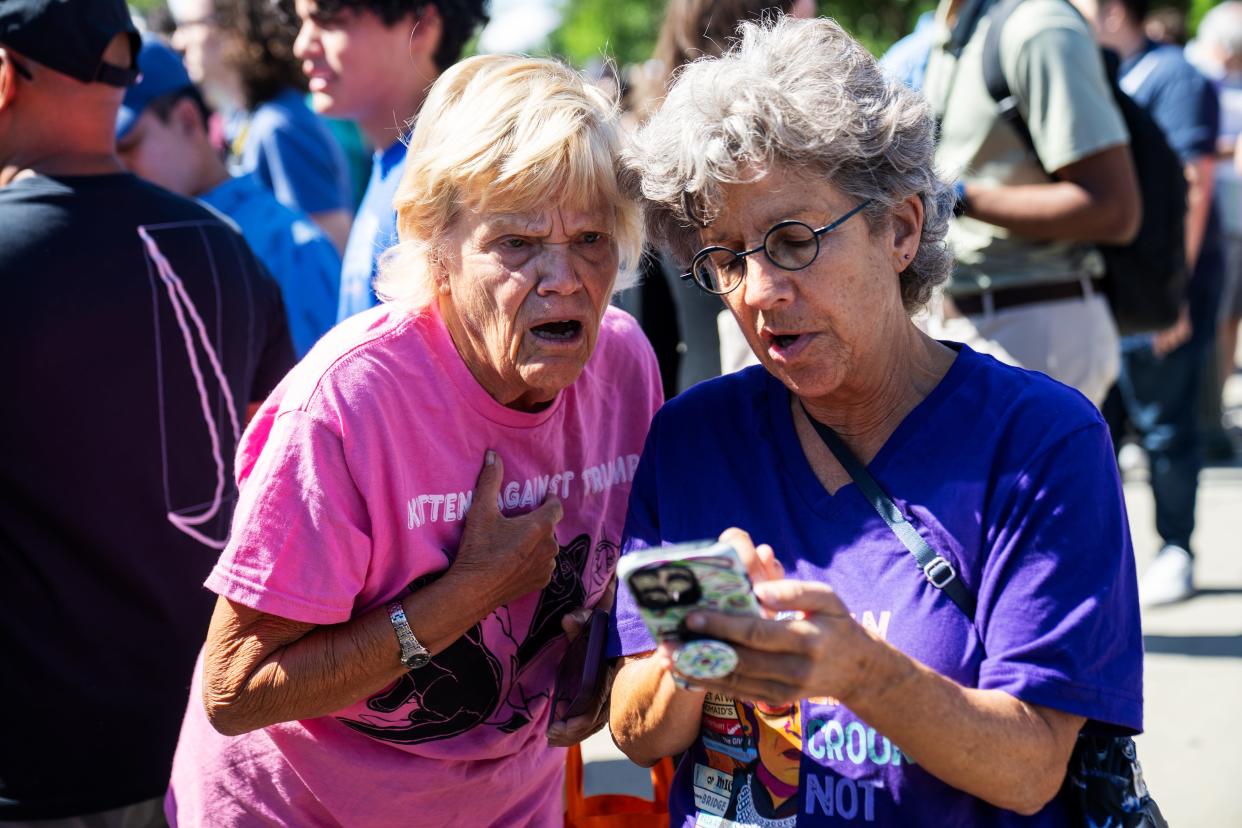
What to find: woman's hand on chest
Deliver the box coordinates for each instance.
[444,450,567,613]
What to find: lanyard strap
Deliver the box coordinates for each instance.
[800,403,977,618]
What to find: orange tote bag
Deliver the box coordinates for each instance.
[564,743,675,828]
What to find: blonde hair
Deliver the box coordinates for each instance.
[375,54,645,312]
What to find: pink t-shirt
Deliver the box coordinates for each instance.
[167,302,662,827]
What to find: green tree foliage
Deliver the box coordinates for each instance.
[129,0,1225,69]
[548,0,665,67]
[1188,0,1216,28]
[822,0,938,55]
[550,0,936,66]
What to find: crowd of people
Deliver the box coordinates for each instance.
[881,0,1242,609]
[0,0,1234,825]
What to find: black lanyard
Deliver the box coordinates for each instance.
[799,401,977,619]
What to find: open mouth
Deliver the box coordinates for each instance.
[764,330,813,360]
[531,320,583,342]
[773,333,801,349]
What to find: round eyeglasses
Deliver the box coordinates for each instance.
[682,199,874,295]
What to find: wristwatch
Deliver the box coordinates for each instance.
[387,600,431,669]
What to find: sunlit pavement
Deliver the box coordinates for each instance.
[580,372,1242,825]
[1128,370,1242,827]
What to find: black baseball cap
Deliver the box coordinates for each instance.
[0,0,141,87]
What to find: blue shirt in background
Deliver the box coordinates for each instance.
[337,139,408,322]
[201,173,341,357]
[1122,40,1218,162]
[230,88,353,218]
[1119,39,1222,346]
[880,12,937,91]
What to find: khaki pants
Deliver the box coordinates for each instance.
[2,796,167,828]
[927,292,1120,407]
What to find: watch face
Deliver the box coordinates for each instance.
[403,651,431,670]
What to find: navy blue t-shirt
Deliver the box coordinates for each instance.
[0,173,293,819]
[231,88,353,218]
[1120,40,1223,343]
[1121,40,1218,163]
[611,346,1143,827]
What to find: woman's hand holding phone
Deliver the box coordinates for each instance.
[548,580,617,747]
[718,527,785,596]
[668,578,871,708]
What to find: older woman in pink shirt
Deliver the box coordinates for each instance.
[166,54,661,827]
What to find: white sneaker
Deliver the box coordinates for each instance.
[1139,545,1195,607]
[1116,442,1148,478]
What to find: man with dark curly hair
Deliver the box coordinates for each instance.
[291,0,489,321]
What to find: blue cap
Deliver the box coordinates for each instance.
[116,38,194,140]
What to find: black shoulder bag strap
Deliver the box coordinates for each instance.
[932,0,994,131]
[948,0,993,57]
[801,403,1168,827]
[983,0,1109,165]
[799,404,976,619]
[982,0,1040,158]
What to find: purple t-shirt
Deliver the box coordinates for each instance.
[609,344,1143,827]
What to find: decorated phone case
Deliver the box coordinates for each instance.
[618,540,762,680]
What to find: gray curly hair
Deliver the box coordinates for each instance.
[630,15,954,313]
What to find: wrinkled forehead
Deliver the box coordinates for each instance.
[460,177,619,236]
[473,205,614,235]
[701,170,847,243]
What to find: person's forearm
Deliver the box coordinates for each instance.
[206,451,565,737]
[1184,156,1215,272]
[204,571,498,736]
[962,180,1134,243]
[610,654,706,767]
[960,143,1139,245]
[844,640,1081,816]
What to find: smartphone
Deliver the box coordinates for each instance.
[618,539,762,644]
[554,608,610,721]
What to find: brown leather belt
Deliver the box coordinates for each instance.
[943,278,1096,318]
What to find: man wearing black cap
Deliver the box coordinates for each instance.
[0,1,295,825]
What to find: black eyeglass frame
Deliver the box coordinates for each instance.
[681,198,875,295]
